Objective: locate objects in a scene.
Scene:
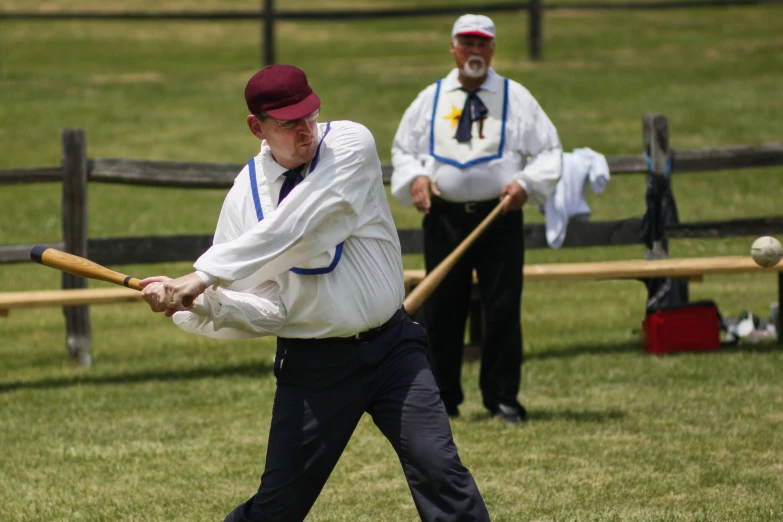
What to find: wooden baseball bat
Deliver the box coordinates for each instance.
[30,245,143,291]
[403,195,510,315]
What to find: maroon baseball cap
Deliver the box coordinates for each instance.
[244,65,321,120]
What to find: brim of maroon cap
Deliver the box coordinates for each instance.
[456,31,494,39]
[266,92,321,121]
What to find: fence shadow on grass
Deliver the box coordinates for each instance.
[710,341,782,354]
[525,340,642,361]
[527,408,627,422]
[0,361,273,395]
[466,408,627,423]
[525,338,782,361]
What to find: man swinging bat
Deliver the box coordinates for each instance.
[138,65,491,521]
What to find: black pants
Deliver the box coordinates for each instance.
[423,197,524,413]
[223,316,489,522]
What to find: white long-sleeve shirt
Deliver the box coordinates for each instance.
[391,68,562,207]
[176,121,405,340]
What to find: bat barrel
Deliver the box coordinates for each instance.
[403,196,509,315]
[29,245,143,291]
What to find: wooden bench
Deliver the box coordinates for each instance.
[4,256,780,316]
[0,287,141,316]
[406,256,783,351]
[405,256,783,286]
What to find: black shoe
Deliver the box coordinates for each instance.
[495,403,527,424]
[444,404,460,418]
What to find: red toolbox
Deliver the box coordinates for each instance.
[642,301,721,354]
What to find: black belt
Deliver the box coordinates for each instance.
[286,306,408,345]
[353,306,408,342]
[431,196,498,214]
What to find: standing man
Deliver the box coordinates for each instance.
[391,14,562,424]
[141,64,490,522]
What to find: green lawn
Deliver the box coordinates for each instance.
[1,1,783,520]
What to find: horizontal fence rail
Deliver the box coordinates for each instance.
[4,0,781,64]
[672,144,783,172]
[91,159,241,188]
[2,143,781,187]
[3,0,781,19]
[0,4,529,21]
[4,216,783,265]
[0,167,63,184]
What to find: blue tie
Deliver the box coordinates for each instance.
[278,166,304,204]
[455,89,488,143]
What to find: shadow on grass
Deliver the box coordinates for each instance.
[527,408,627,422]
[714,341,783,354]
[466,408,626,423]
[0,362,273,395]
[525,341,642,361]
[524,339,782,360]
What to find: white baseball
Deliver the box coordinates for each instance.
[750,236,783,268]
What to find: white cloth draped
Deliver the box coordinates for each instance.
[542,147,610,249]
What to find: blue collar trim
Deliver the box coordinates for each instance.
[248,122,343,276]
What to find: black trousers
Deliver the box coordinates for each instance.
[223,316,489,522]
[423,197,524,413]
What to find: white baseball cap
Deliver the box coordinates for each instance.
[451,14,496,39]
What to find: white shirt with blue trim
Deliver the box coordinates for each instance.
[391,68,563,207]
[174,121,405,340]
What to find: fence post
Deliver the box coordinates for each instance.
[643,113,671,259]
[61,128,92,366]
[262,0,275,66]
[528,0,542,61]
[642,113,688,306]
[644,114,669,179]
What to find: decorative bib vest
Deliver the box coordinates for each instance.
[248,122,343,275]
[430,79,509,168]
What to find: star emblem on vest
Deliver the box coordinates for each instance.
[444,105,462,128]
[444,96,488,142]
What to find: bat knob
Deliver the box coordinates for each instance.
[30,245,48,264]
[182,296,194,308]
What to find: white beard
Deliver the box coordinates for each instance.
[462,55,487,79]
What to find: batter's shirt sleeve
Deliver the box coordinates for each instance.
[390,85,437,206]
[508,82,563,207]
[176,165,288,338]
[172,280,286,339]
[193,122,377,287]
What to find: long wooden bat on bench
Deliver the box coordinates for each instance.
[402,195,510,316]
[30,245,143,291]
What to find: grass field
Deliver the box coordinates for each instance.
[1,1,783,521]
